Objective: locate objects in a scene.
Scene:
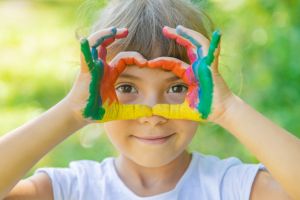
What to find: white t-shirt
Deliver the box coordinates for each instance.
[35,151,266,200]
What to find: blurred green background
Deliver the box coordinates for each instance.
[0,0,299,177]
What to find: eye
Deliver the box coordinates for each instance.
[116,84,138,94]
[167,84,188,93]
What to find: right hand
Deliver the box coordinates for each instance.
[64,27,154,124]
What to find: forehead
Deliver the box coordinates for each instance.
[118,65,181,80]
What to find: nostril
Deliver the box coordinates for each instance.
[138,115,168,126]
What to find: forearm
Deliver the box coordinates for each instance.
[0,98,86,198]
[216,95,300,199]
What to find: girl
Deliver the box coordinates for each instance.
[1,0,299,199]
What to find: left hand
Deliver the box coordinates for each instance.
[162,25,235,123]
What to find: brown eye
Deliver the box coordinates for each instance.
[116,84,138,94]
[167,84,188,93]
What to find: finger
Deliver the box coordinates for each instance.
[81,28,128,72]
[100,28,128,47]
[89,27,128,49]
[149,56,190,69]
[211,35,221,74]
[163,26,198,63]
[80,54,89,73]
[88,27,117,48]
[82,59,105,120]
[193,31,220,119]
[109,51,148,79]
[81,27,116,65]
[148,57,190,83]
[110,51,147,67]
[88,27,127,61]
[91,28,128,62]
[205,30,221,67]
[98,28,128,61]
[80,38,93,73]
[89,27,117,61]
[176,25,210,57]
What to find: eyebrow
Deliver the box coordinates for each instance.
[118,73,181,82]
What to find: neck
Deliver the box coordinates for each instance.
[114,150,192,197]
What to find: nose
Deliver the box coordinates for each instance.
[137,92,168,126]
[138,115,168,126]
[141,90,167,107]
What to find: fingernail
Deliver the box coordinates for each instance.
[176,26,184,35]
[176,25,184,30]
[111,27,117,35]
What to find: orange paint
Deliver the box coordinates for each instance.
[98,52,198,108]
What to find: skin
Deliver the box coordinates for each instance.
[104,65,198,196]
[1,26,299,199]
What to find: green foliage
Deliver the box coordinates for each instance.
[0,0,299,176]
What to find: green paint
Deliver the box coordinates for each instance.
[80,38,94,71]
[80,38,105,120]
[83,60,105,120]
[197,57,213,119]
[80,27,120,120]
[206,30,221,65]
[195,30,221,119]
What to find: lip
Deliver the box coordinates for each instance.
[131,133,176,145]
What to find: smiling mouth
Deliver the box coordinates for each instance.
[131,133,176,144]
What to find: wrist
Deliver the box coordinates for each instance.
[212,94,245,127]
[58,98,89,128]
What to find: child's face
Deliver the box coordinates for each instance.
[103,65,198,167]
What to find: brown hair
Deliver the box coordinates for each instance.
[91,0,214,63]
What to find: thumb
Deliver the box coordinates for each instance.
[211,36,221,74]
[80,53,90,73]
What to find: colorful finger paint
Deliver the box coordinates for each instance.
[80,27,221,122]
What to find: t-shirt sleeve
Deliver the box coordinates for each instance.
[221,162,267,200]
[35,166,79,200]
[34,160,100,200]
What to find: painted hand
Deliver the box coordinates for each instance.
[80,27,153,122]
[162,25,235,122]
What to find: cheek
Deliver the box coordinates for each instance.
[173,120,198,146]
[175,120,198,137]
[103,121,130,149]
[165,92,188,104]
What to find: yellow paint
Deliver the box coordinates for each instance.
[95,100,205,122]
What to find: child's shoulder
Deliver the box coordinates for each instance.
[36,156,115,177]
[193,151,267,179]
[190,151,266,199]
[34,157,116,199]
[192,151,251,172]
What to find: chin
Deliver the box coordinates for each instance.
[128,150,182,168]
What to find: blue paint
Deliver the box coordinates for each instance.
[92,47,98,61]
[92,27,117,48]
[197,47,203,59]
[176,26,202,49]
[190,30,222,119]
